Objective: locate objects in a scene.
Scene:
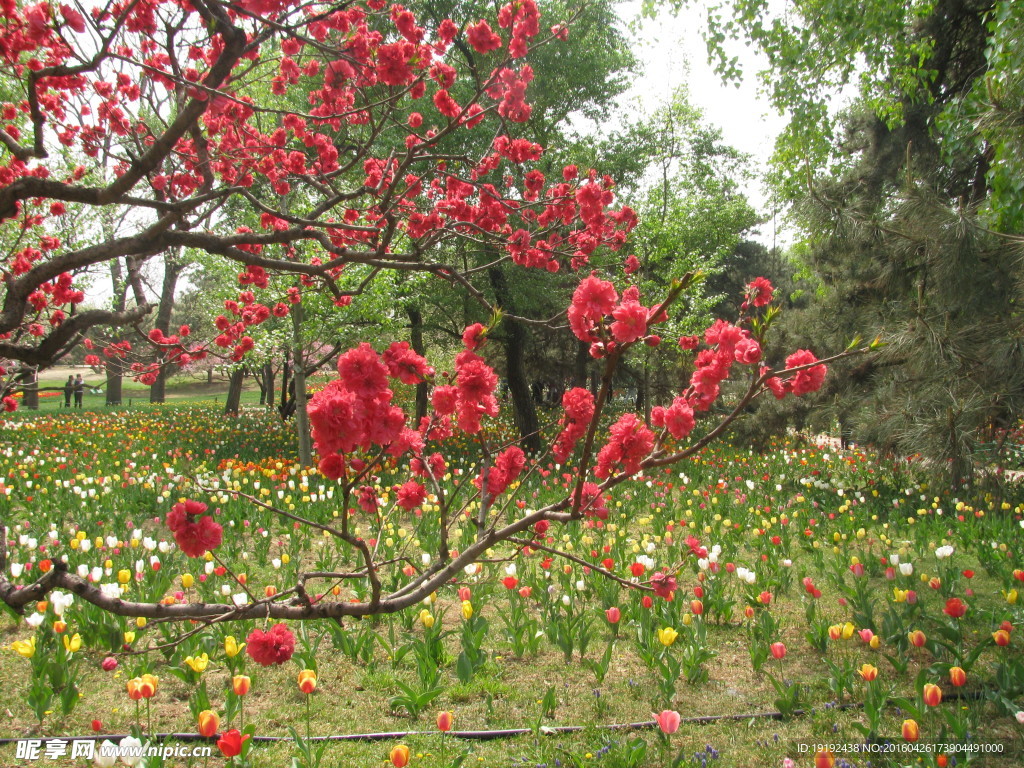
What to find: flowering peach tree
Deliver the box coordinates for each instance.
[0,268,864,631]
[0,0,867,635]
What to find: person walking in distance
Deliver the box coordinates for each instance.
[63,375,74,408]
[74,374,84,408]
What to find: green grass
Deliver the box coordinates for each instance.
[0,405,1022,767]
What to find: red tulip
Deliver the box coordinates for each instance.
[605,606,621,624]
[437,710,453,732]
[770,642,786,660]
[943,597,967,618]
[217,729,249,758]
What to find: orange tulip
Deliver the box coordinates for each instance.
[198,710,220,738]
[126,678,143,701]
[390,744,410,767]
[908,630,926,648]
[993,629,1011,646]
[949,666,966,687]
[814,748,835,768]
[139,674,158,698]
[232,674,251,696]
[902,719,920,742]
[858,664,878,682]
[298,669,317,694]
[923,683,942,707]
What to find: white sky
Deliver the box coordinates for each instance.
[618,1,790,248]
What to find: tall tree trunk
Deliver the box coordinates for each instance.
[641,349,651,426]
[292,302,313,466]
[261,362,275,407]
[279,351,291,415]
[224,368,244,415]
[18,368,39,410]
[488,266,540,453]
[106,361,124,406]
[106,257,127,406]
[407,304,428,422]
[573,339,589,389]
[150,252,182,404]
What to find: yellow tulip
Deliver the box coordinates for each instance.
[181,573,194,589]
[123,631,136,644]
[419,609,435,629]
[657,627,679,647]
[11,637,36,659]
[184,653,209,673]
[117,569,132,585]
[136,617,146,628]
[224,636,244,658]
[461,600,473,620]
[1005,589,1018,605]
[841,622,855,640]
[63,633,82,653]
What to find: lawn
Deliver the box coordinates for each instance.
[1,405,1022,767]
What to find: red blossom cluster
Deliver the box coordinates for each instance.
[553,388,595,463]
[396,479,427,511]
[684,319,763,411]
[308,342,432,478]
[742,276,774,309]
[245,623,296,666]
[763,349,829,399]
[594,413,655,479]
[165,500,223,558]
[477,445,527,499]
[428,332,501,436]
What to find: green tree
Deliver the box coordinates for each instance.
[689,0,1024,480]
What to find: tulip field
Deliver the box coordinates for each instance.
[2,404,1023,767]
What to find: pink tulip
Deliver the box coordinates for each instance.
[654,710,681,734]
[605,607,621,624]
